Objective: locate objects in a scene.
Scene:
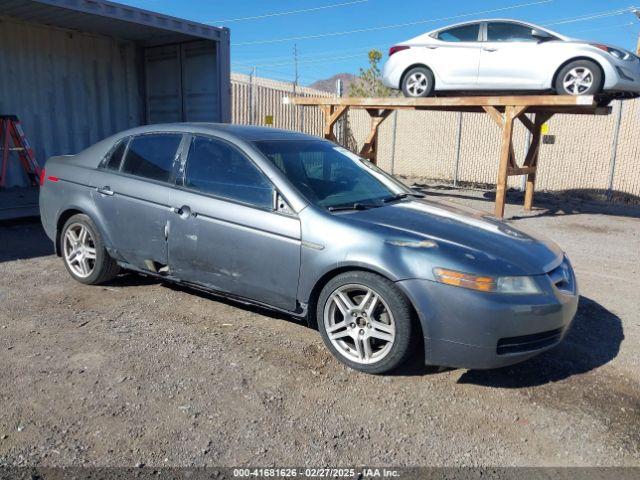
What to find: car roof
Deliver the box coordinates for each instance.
[113,123,321,142]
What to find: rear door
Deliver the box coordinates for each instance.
[478,21,548,89]
[167,134,301,311]
[91,133,184,270]
[425,22,482,87]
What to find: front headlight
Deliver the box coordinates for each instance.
[593,43,632,61]
[433,268,542,294]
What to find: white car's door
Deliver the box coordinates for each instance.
[478,22,551,89]
[424,22,482,88]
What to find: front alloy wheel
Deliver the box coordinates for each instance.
[324,284,396,365]
[317,271,415,374]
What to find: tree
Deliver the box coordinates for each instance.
[349,49,396,98]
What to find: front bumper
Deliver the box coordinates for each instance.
[397,277,578,369]
[604,56,640,93]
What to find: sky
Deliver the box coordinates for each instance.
[120,0,640,86]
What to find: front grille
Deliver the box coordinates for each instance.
[496,328,563,355]
[547,258,575,294]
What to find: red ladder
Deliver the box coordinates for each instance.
[0,115,41,187]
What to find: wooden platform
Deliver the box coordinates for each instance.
[287,95,612,218]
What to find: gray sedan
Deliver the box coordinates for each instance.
[39,124,578,374]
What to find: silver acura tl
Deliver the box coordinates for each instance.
[39,124,578,374]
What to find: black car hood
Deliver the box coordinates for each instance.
[344,198,563,276]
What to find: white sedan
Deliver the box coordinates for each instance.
[381,19,640,97]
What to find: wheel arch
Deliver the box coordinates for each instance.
[55,205,111,257]
[400,63,436,90]
[304,265,423,341]
[551,56,605,92]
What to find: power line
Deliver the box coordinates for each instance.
[545,7,633,27]
[208,0,368,24]
[232,0,553,46]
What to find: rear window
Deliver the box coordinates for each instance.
[104,139,127,170]
[437,24,480,42]
[121,134,182,182]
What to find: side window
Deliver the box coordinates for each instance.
[121,134,182,182]
[185,136,273,209]
[104,139,128,171]
[437,23,480,42]
[487,22,537,42]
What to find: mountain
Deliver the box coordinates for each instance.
[309,73,357,94]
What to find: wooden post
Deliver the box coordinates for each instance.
[523,113,552,211]
[360,109,392,164]
[321,105,348,142]
[495,106,517,218]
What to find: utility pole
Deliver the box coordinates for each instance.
[293,44,299,91]
[249,66,256,125]
[293,44,300,130]
[634,9,640,54]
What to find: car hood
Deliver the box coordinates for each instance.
[342,198,563,276]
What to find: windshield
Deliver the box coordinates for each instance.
[254,140,410,209]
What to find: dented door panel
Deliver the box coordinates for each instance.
[167,189,302,311]
[91,170,171,269]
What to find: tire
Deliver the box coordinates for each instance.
[401,66,435,98]
[316,271,415,374]
[60,213,120,285]
[555,60,603,96]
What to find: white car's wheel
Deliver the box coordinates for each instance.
[401,66,435,98]
[555,60,602,96]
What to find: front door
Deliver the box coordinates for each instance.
[167,134,301,311]
[478,21,547,89]
[91,133,184,270]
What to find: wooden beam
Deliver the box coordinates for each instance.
[360,109,392,164]
[290,95,599,108]
[508,166,537,176]
[495,106,518,218]
[483,106,504,127]
[523,113,553,212]
[321,105,348,141]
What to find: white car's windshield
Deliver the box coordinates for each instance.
[254,140,412,209]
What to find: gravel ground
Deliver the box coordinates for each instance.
[0,186,638,468]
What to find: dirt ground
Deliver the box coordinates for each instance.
[0,185,639,468]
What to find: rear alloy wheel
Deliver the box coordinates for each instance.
[317,271,415,374]
[555,60,602,96]
[61,214,120,285]
[401,66,435,97]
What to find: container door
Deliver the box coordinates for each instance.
[144,41,220,124]
[144,45,183,123]
[182,41,220,122]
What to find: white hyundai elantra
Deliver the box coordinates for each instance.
[381,19,640,97]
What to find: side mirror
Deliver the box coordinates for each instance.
[531,29,553,41]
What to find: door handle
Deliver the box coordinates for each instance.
[482,47,498,52]
[97,186,114,196]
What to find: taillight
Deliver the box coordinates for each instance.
[39,168,46,186]
[389,45,410,57]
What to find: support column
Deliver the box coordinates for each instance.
[494,106,517,218]
[523,113,552,211]
[321,105,349,142]
[360,109,392,164]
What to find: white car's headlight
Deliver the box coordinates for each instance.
[433,268,542,294]
[593,43,632,61]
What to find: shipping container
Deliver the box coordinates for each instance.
[0,0,230,217]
